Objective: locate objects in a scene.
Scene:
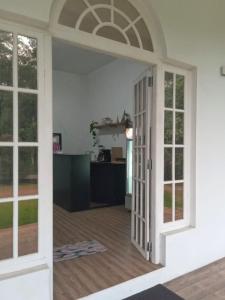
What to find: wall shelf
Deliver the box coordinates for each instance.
[94,122,126,130]
[94,122,126,135]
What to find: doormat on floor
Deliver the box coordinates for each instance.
[53,240,107,262]
[123,284,184,300]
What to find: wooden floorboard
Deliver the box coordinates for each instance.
[166,258,225,299]
[53,205,159,300]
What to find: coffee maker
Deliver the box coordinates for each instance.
[97,149,111,162]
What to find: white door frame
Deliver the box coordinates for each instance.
[0,5,197,300]
[48,32,196,266]
[0,17,53,296]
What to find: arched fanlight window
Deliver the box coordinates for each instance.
[58,0,154,52]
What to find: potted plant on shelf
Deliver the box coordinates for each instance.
[90,121,99,147]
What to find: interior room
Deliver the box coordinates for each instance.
[52,39,159,299]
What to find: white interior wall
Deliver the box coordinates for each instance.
[53,59,148,156]
[87,59,148,156]
[53,70,90,154]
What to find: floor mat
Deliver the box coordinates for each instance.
[123,284,184,300]
[54,240,107,262]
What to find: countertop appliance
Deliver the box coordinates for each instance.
[97,149,111,162]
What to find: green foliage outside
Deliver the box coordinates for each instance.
[164,190,183,209]
[0,202,13,229]
[0,32,38,187]
[0,200,38,229]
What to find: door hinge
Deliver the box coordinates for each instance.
[148,76,153,87]
[147,242,152,253]
[147,159,152,170]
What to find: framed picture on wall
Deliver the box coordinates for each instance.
[53,133,62,153]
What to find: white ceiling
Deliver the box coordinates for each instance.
[52,39,116,75]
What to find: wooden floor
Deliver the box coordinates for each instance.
[53,205,159,300]
[166,258,225,299]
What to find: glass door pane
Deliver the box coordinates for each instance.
[0,29,40,262]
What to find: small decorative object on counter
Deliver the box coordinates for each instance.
[53,133,62,153]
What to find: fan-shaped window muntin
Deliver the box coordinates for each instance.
[59,0,154,52]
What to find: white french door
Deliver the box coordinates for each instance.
[0,20,52,277]
[131,71,153,260]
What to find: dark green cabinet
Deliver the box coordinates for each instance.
[53,154,90,212]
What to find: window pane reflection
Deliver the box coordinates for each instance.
[0,147,13,198]
[175,148,184,180]
[165,72,173,108]
[18,35,37,90]
[18,199,38,256]
[164,184,172,223]
[19,147,38,196]
[164,111,173,144]
[175,183,183,220]
[164,148,172,181]
[175,112,184,145]
[0,91,13,142]
[0,31,13,86]
[0,202,13,260]
[18,93,37,142]
[176,74,184,109]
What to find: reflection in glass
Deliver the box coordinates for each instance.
[0,147,13,198]
[143,113,146,145]
[0,31,13,86]
[175,112,184,144]
[175,148,184,180]
[165,72,173,108]
[18,93,37,142]
[138,81,142,112]
[138,182,140,214]
[164,148,172,181]
[18,35,37,90]
[142,223,145,250]
[164,184,172,223]
[176,74,185,109]
[0,91,13,141]
[133,215,136,240]
[135,84,138,115]
[18,199,38,256]
[0,202,13,260]
[19,147,38,196]
[142,183,145,217]
[137,218,140,245]
[175,183,184,220]
[164,111,173,144]
[126,140,132,194]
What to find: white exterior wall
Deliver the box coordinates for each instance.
[0,0,52,23]
[1,0,225,299]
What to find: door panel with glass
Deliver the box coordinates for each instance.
[0,29,40,262]
[131,71,152,260]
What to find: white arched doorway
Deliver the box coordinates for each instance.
[49,0,167,62]
[49,1,195,298]
[49,0,168,266]
[0,1,196,300]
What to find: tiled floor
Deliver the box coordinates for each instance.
[166,258,225,300]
